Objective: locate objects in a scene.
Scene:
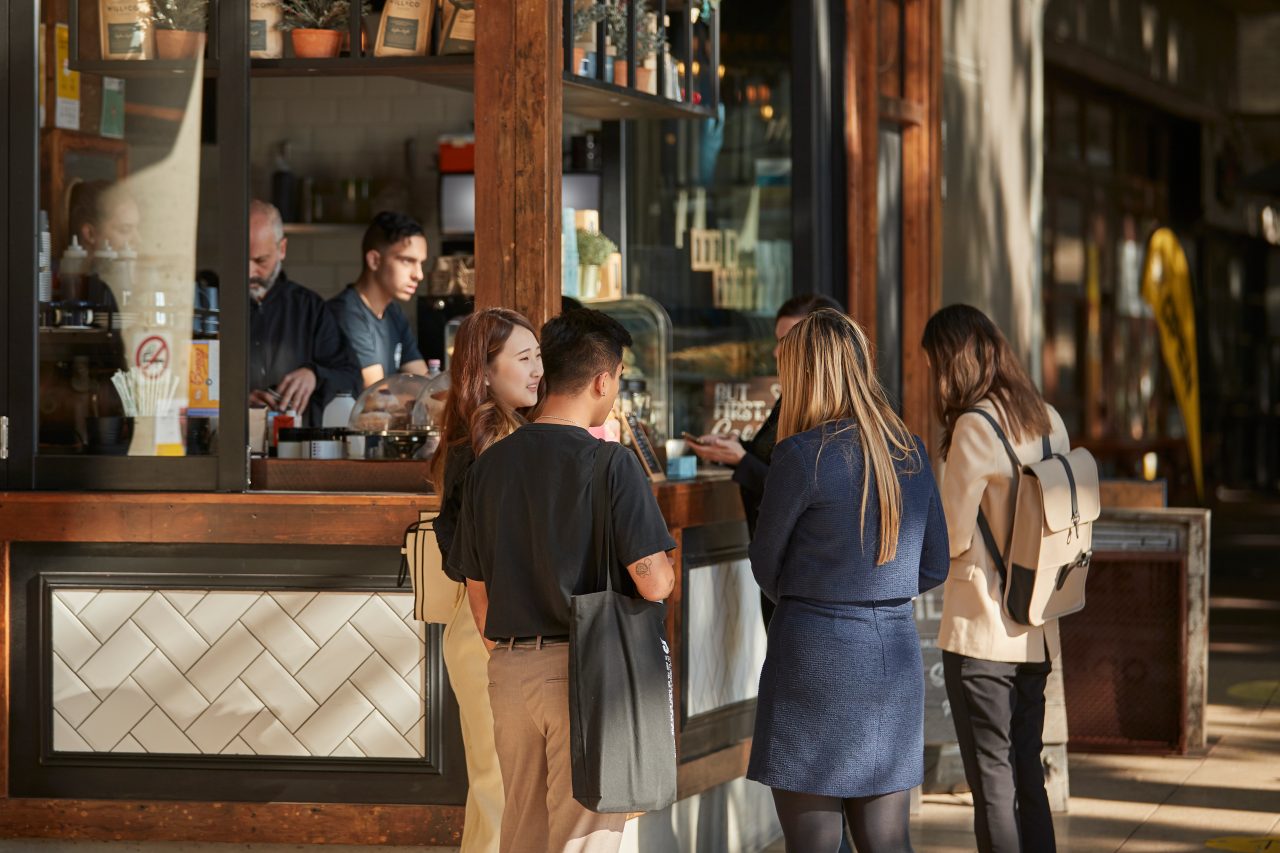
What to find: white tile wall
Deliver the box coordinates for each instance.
[50,589,429,760]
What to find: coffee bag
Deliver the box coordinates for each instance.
[375,0,434,57]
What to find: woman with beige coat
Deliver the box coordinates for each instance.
[923,305,1068,853]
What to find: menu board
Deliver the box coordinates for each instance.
[621,411,665,482]
[703,376,780,440]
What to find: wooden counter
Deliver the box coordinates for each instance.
[0,475,747,845]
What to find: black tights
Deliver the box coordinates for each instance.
[772,788,914,853]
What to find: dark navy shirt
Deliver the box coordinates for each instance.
[750,420,950,604]
[328,285,423,379]
[250,277,360,426]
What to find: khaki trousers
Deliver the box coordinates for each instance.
[443,584,505,853]
[487,644,626,853]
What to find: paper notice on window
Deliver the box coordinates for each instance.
[100,77,126,139]
[55,24,81,130]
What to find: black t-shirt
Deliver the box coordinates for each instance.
[433,441,475,582]
[448,424,677,639]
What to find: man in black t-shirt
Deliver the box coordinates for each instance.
[448,309,675,853]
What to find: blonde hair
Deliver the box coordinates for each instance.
[777,309,919,564]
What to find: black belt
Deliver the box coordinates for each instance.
[493,634,570,649]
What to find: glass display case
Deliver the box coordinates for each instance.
[587,295,673,442]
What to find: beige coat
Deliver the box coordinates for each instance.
[936,399,1070,663]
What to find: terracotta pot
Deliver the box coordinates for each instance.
[154,29,207,60]
[290,28,341,58]
[613,60,656,94]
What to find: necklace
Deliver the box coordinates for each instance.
[537,415,587,429]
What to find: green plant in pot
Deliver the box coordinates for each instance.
[576,228,617,299]
[605,0,666,93]
[281,0,370,58]
[151,0,209,59]
[571,1,606,78]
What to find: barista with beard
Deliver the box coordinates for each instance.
[248,200,359,424]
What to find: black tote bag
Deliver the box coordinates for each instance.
[568,443,678,814]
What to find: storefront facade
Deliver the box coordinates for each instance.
[0,0,942,847]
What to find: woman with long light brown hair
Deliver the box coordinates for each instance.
[430,307,543,853]
[923,304,1067,853]
[747,309,949,852]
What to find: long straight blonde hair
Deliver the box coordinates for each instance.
[777,309,919,564]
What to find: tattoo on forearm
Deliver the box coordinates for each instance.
[635,557,652,577]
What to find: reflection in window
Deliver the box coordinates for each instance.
[625,6,793,437]
[39,17,216,458]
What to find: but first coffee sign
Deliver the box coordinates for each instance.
[704,377,779,441]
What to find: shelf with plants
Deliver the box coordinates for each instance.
[67,0,717,117]
[563,0,720,120]
[67,0,474,85]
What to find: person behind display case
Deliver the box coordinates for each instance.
[429,308,545,853]
[688,292,842,628]
[247,200,360,426]
[746,309,949,853]
[328,211,430,390]
[923,304,1069,853]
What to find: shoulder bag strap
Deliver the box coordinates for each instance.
[591,443,621,593]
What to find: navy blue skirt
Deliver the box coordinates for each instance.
[747,597,924,798]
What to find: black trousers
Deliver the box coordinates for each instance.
[942,651,1056,853]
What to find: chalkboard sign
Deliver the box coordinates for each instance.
[621,411,665,482]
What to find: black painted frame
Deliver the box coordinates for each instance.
[9,542,466,805]
[2,0,249,491]
[677,522,757,762]
[791,0,849,310]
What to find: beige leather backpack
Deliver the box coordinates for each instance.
[966,408,1101,627]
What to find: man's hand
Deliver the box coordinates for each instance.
[689,435,746,467]
[248,389,280,409]
[276,366,318,414]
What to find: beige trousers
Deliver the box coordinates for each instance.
[487,644,626,853]
[443,583,505,853]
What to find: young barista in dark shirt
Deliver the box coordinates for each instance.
[448,309,676,853]
[328,211,429,389]
[247,200,360,425]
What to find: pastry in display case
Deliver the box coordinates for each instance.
[346,373,436,460]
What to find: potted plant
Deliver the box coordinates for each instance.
[572,1,605,78]
[576,228,617,299]
[151,0,209,59]
[605,1,666,94]
[281,0,367,58]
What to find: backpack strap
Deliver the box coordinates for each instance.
[964,407,1021,475]
[962,407,1024,593]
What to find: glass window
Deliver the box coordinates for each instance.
[39,3,219,458]
[624,6,793,439]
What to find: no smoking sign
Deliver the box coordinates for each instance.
[135,335,171,377]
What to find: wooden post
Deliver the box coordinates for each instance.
[474,0,563,330]
[900,0,943,440]
[845,0,879,341]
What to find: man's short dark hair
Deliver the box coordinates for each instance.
[541,309,634,396]
[361,211,426,262]
[776,292,842,321]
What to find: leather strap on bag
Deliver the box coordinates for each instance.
[962,407,1051,594]
[590,443,622,593]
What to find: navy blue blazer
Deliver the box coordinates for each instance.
[749,420,950,603]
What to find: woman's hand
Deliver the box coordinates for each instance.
[689,435,746,466]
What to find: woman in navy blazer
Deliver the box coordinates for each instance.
[747,310,950,853]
